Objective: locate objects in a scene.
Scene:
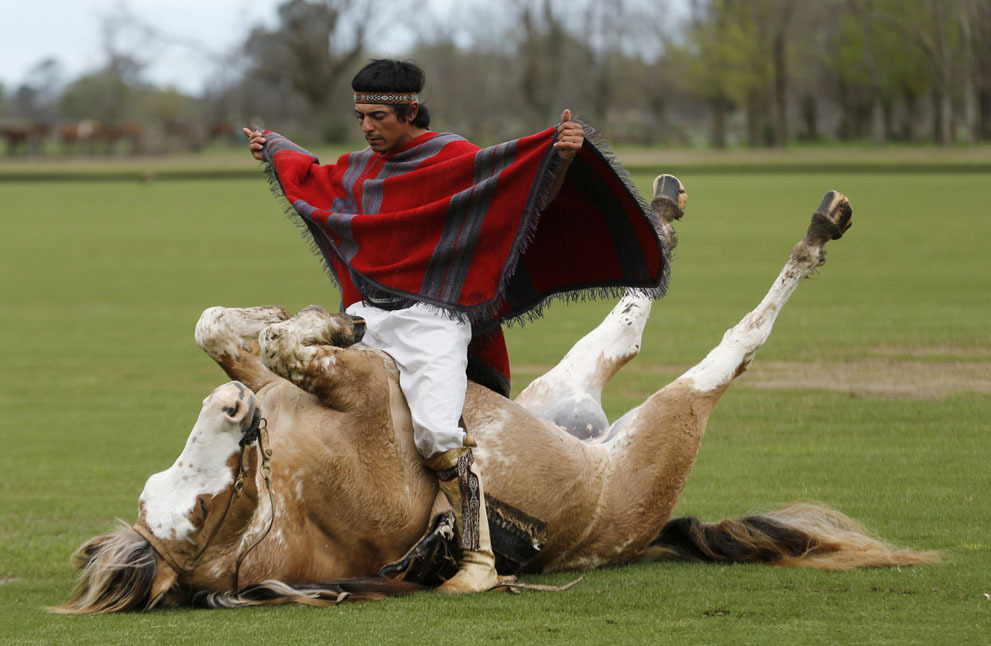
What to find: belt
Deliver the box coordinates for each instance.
[362,293,409,311]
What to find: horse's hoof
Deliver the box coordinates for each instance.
[349,316,366,343]
[651,175,686,222]
[806,191,852,245]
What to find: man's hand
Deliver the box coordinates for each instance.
[243,127,267,161]
[553,109,584,161]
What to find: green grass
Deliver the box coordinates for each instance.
[1,160,989,644]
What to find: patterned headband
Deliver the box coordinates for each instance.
[353,92,419,105]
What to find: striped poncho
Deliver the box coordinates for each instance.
[262,123,668,395]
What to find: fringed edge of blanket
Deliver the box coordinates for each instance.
[492,119,671,330]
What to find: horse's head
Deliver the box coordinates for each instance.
[53,381,268,613]
[138,380,264,551]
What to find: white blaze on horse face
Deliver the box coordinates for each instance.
[138,382,256,541]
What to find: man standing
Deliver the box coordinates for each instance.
[245,59,667,593]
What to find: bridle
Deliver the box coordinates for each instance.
[133,408,276,591]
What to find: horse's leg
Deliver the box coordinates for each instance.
[550,191,852,569]
[194,306,290,392]
[678,190,851,394]
[257,305,381,411]
[515,175,686,440]
[512,291,652,439]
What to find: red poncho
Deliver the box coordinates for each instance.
[263,124,668,395]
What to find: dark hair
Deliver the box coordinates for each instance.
[351,59,430,128]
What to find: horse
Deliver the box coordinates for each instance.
[0,119,49,156]
[54,177,937,613]
[58,120,143,155]
[59,120,100,156]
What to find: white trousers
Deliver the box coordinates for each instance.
[346,301,471,459]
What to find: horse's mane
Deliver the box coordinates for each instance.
[50,521,422,613]
[193,577,422,608]
[49,522,163,614]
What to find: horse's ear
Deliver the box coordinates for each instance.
[146,562,179,610]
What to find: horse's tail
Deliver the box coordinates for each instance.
[646,503,940,570]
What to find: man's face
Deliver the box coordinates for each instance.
[354,103,417,153]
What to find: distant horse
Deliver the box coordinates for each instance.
[0,119,49,156]
[59,120,143,155]
[55,178,937,613]
[59,120,100,156]
[100,122,143,155]
[207,122,238,144]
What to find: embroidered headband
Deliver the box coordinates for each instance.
[353,92,419,105]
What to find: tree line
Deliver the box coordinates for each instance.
[1,0,988,154]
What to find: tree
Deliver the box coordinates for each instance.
[9,58,64,124]
[243,0,375,138]
[667,0,760,147]
[972,0,991,139]
[764,0,797,147]
[958,0,989,143]
[60,56,144,124]
[516,0,566,127]
[676,0,799,148]
[141,88,200,150]
[854,0,966,144]
[832,2,910,141]
[581,0,624,124]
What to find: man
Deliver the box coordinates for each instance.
[244,59,667,594]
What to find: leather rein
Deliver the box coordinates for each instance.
[133,408,276,592]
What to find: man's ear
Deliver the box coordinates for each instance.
[408,102,419,123]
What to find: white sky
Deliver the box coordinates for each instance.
[1,0,672,97]
[0,0,420,95]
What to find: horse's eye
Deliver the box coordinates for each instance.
[199,497,209,519]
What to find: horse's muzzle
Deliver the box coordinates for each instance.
[350,316,366,344]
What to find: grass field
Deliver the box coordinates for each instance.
[1,152,989,644]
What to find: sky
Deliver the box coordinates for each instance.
[1,0,672,97]
[0,0,417,95]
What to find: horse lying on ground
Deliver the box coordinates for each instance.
[55,177,937,613]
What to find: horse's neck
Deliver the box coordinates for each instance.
[244,381,436,580]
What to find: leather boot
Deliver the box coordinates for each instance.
[424,446,498,593]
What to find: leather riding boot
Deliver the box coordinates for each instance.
[424,446,498,594]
